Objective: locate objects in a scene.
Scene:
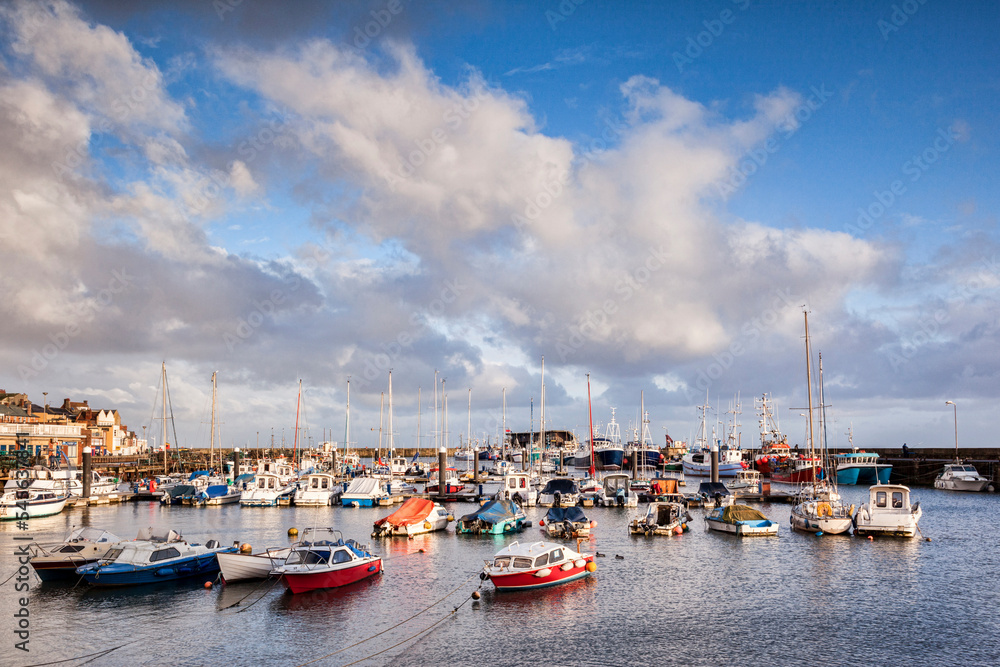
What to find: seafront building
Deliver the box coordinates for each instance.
[0,390,146,464]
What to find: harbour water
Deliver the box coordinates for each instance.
[4,480,1000,666]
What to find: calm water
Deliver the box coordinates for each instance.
[3,480,1000,667]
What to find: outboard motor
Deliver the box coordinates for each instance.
[616,488,625,507]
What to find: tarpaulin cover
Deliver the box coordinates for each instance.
[602,475,630,493]
[203,484,231,498]
[650,479,678,494]
[540,478,579,495]
[698,482,730,497]
[721,505,768,522]
[188,471,210,481]
[374,497,434,527]
[459,498,518,525]
[545,506,587,524]
[344,477,381,496]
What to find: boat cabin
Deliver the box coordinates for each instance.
[870,484,911,511]
[492,544,569,571]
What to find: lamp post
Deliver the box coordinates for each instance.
[945,401,958,462]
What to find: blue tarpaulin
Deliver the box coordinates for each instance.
[545,506,587,523]
[459,498,518,525]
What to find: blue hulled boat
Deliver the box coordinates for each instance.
[75,528,234,586]
[835,452,892,485]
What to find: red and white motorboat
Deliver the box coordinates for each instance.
[271,529,382,594]
[480,540,595,592]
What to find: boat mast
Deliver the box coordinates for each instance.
[293,379,302,471]
[344,378,351,467]
[587,373,595,478]
[210,371,217,472]
[388,370,394,471]
[416,386,421,454]
[502,387,507,458]
[803,310,816,494]
[818,351,832,486]
[162,362,168,475]
[442,379,448,456]
[433,370,439,452]
[539,356,545,477]
[377,391,384,464]
[467,387,473,471]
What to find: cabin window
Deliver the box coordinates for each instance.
[493,557,511,568]
[103,549,123,561]
[150,547,180,562]
[258,479,266,489]
[892,492,903,508]
[875,491,887,508]
[520,479,526,488]
[268,478,276,489]
[512,557,532,569]
[332,550,352,564]
[533,554,549,567]
[58,545,85,553]
[549,549,563,562]
[311,479,319,489]
[508,479,517,489]
[321,478,329,489]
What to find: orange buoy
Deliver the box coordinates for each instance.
[867,535,874,540]
[204,581,213,589]
[538,519,545,526]
[585,561,597,573]
[589,520,597,528]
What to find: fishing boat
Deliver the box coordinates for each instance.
[271,528,382,594]
[456,498,527,535]
[853,484,922,538]
[597,473,638,507]
[539,506,592,538]
[75,528,234,586]
[537,478,581,508]
[500,471,538,507]
[480,541,596,591]
[371,498,453,538]
[628,502,692,536]
[834,451,891,485]
[934,464,990,492]
[28,527,121,581]
[626,394,662,469]
[217,545,292,582]
[682,399,746,478]
[0,488,67,520]
[240,473,296,507]
[705,504,779,536]
[594,409,625,470]
[340,477,389,508]
[294,472,342,506]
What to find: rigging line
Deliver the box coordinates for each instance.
[293,570,482,667]
[217,573,280,611]
[21,639,140,667]
[342,581,482,667]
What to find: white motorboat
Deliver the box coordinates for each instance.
[294,473,342,506]
[500,471,538,507]
[853,484,922,538]
[933,464,990,492]
[218,545,292,582]
[4,467,118,500]
[726,470,762,492]
[28,527,121,581]
[240,473,295,507]
[0,488,67,521]
[705,504,779,536]
[537,478,581,508]
[372,498,453,537]
[597,473,638,507]
[629,502,692,536]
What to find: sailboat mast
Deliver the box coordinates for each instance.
[388,371,394,465]
[377,391,384,463]
[161,362,167,475]
[539,356,545,477]
[442,379,448,454]
[210,371,217,471]
[416,386,421,453]
[433,371,439,452]
[804,310,816,493]
[344,378,351,467]
[293,379,302,471]
[467,388,472,466]
[587,373,595,478]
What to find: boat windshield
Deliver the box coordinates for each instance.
[533,553,549,567]
[102,548,123,562]
[492,557,511,568]
[512,557,532,569]
[286,549,329,565]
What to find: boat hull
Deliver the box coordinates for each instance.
[218,549,290,582]
[341,496,383,507]
[683,461,745,478]
[789,506,853,535]
[487,556,594,591]
[595,448,624,471]
[836,464,892,485]
[30,559,101,581]
[705,518,778,536]
[934,478,989,492]
[0,495,67,520]
[279,559,382,594]
[771,466,822,484]
[78,550,230,587]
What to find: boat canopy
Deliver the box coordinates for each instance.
[188,471,211,480]
[603,475,631,493]
[135,527,183,542]
[344,477,382,495]
[374,497,434,528]
[66,527,120,543]
[720,505,768,522]
[544,506,587,524]
[698,482,730,497]
[540,478,579,494]
[459,498,518,525]
[234,473,254,484]
[202,485,231,498]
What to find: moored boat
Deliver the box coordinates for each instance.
[372,497,453,537]
[537,477,581,508]
[294,472,342,506]
[705,504,778,536]
[75,528,234,586]
[480,540,596,591]
[340,477,389,507]
[540,506,592,538]
[28,527,121,581]
[597,473,638,507]
[934,464,990,492]
[218,545,292,582]
[271,529,382,594]
[456,498,526,535]
[853,484,922,538]
[834,451,891,485]
[0,488,67,521]
[629,502,691,536]
[500,471,538,507]
[240,473,296,507]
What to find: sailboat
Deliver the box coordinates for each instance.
[789,312,853,535]
[341,379,360,473]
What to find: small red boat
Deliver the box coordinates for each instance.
[271,529,382,594]
[481,540,595,591]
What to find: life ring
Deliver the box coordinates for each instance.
[816,502,832,517]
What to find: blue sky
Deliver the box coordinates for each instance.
[1,0,997,452]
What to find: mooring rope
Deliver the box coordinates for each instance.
[293,569,482,667]
[21,639,139,667]
[233,575,285,614]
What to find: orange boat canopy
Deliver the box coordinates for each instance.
[373,497,434,527]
